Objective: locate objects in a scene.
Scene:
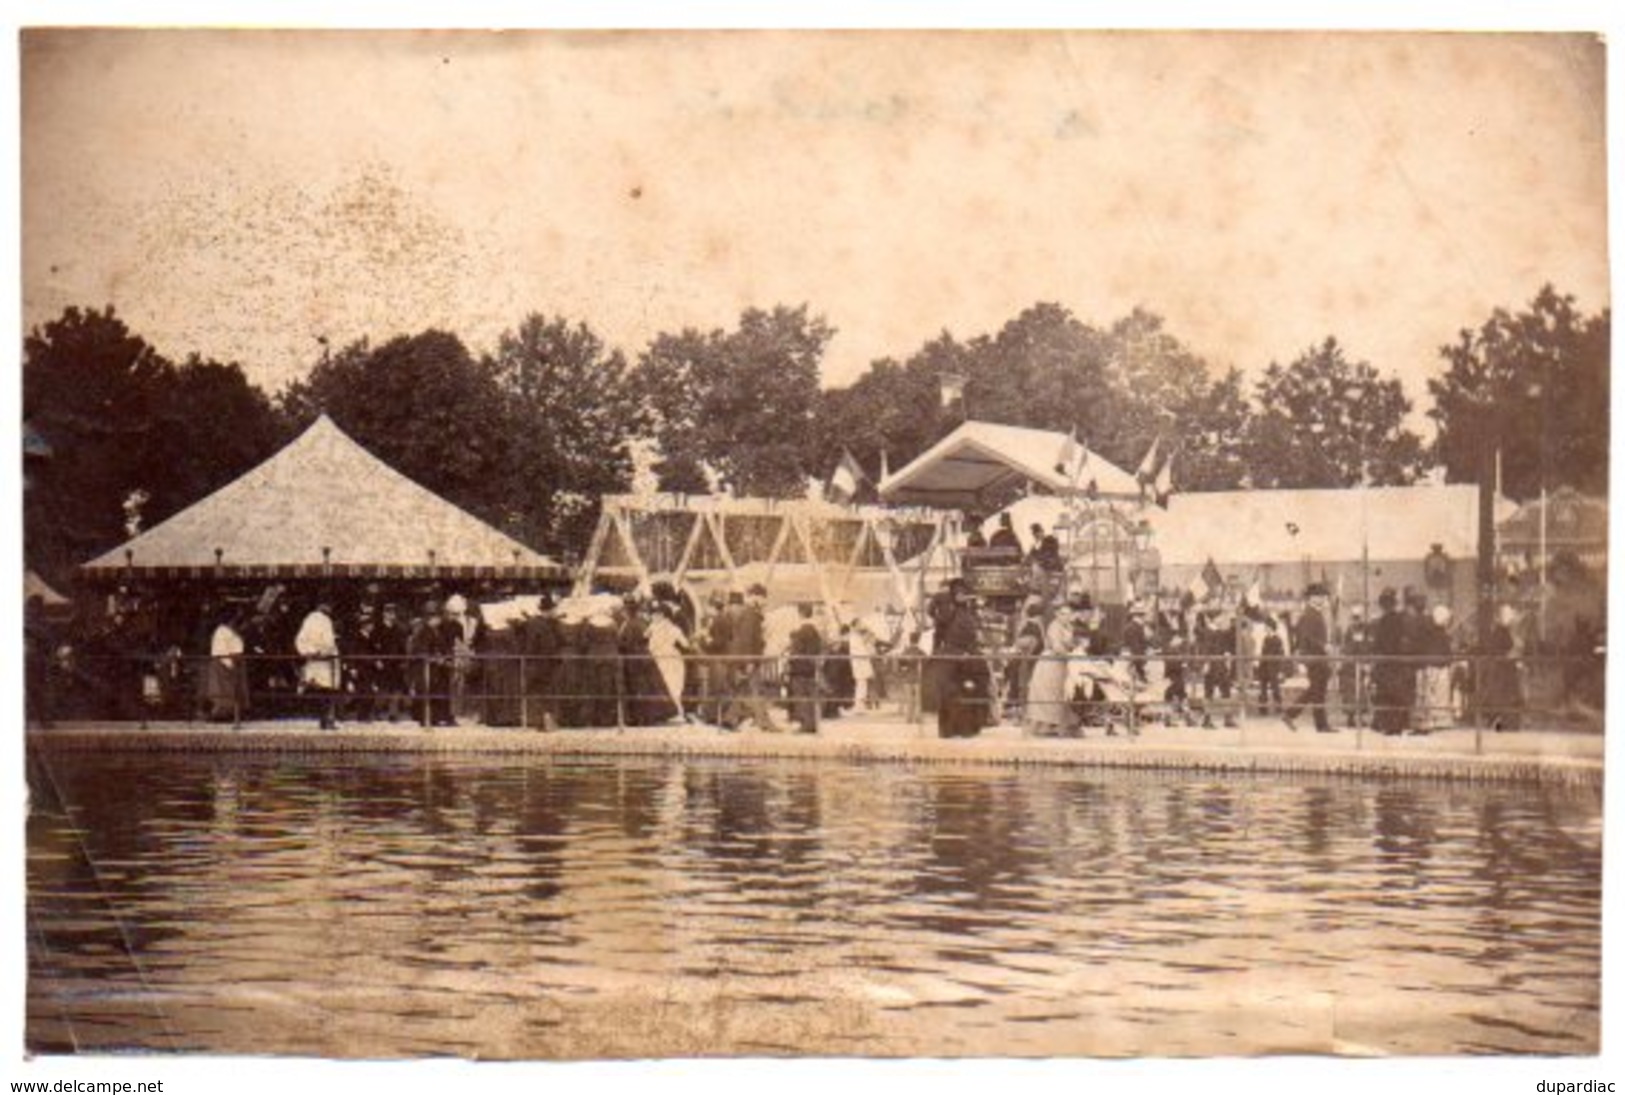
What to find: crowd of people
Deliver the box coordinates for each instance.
[23,565,1542,740]
[24,579,922,734]
[973,580,1531,739]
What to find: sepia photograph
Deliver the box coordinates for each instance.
[8,13,1615,1089]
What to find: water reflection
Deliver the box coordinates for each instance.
[26,751,1601,1058]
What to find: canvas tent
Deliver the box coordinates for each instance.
[878,420,1140,507]
[81,414,561,581]
[989,483,1517,613]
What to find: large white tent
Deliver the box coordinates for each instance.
[82,414,561,581]
[878,420,1140,507]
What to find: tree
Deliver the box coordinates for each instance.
[1428,285,1609,500]
[813,304,1254,494]
[1244,337,1426,489]
[1172,368,1252,491]
[814,350,952,486]
[23,306,283,581]
[488,313,646,555]
[278,330,515,532]
[635,305,833,497]
[144,355,286,523]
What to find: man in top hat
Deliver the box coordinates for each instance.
[722,583,780,732]
[989,512,1021,553]
[1283,583,1333,733]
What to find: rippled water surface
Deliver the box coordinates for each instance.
[26,751,1601,1058]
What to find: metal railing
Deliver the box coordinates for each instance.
[24,646,1602,752]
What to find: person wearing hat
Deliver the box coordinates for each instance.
[295,598,341,731]
[696,592,736,726]
[1024,600,1078,737]
[619,594,678,727]
[1477,603,1523,731]
[1282,583,1332,733]
[1336,604,1372,728]
[989,512,1021,553]
[371,602,408,723]
[1156,593,1196,727]
[785,602,824,733]
[408,599,457,728]
[1007,599,1047,721]
[1194,601,1238,729]
[345,602,380,723]
[1122,601,1151,686]
[1370,587,1412,735]
[1413,603,1456,733]
[933,576,990,739]
[721,584,781,732]
[517,594,562,732]
[1257,616,1286,714]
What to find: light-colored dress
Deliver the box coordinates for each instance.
[201,623,248,717]
[1416,666,1455,730]
[295,610,339,690]
[1024,618,1076,734]
[647,613,687,708]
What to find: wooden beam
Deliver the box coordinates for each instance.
[573,506,615,596]
[760,514,793,586]
[671,512,707,587]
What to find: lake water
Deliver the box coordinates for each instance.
[25,750,1601,1058]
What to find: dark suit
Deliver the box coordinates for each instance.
[1284,604,1331,731]
[723,601,778,731]
[1371,609,1413,735]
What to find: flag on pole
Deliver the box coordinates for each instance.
[1201,558,1224,600]
[1188,572,1211,602]
[826,449,867,503]
[1244,577,1263,609]
[1054,426,1088,485]
[1135,436,1163,490]
[1153,450,1175,508]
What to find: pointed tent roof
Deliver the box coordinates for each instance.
[878,420,1140,506]
[83,415,560,579]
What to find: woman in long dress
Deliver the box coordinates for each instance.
[1413,604,1456,733]
[200,610,248,722]
[1023,605,1077,737]
[646,601,690,719]
[849,624,876,710]
[619,600,679,726]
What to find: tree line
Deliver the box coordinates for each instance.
[22,286,1608,584]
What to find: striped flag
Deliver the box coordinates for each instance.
[1135,436,1163,490]
[1054,427,1088,485]
[826,449,867,503]
[1153,451,1175,507]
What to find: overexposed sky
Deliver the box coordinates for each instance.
[20,30,1610,402]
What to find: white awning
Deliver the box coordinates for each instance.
[878,420,1139,507]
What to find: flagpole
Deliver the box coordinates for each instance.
[1538,482,1548,641]
[1361,461,1371,617]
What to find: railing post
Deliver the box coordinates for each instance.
[520,652,530,730]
